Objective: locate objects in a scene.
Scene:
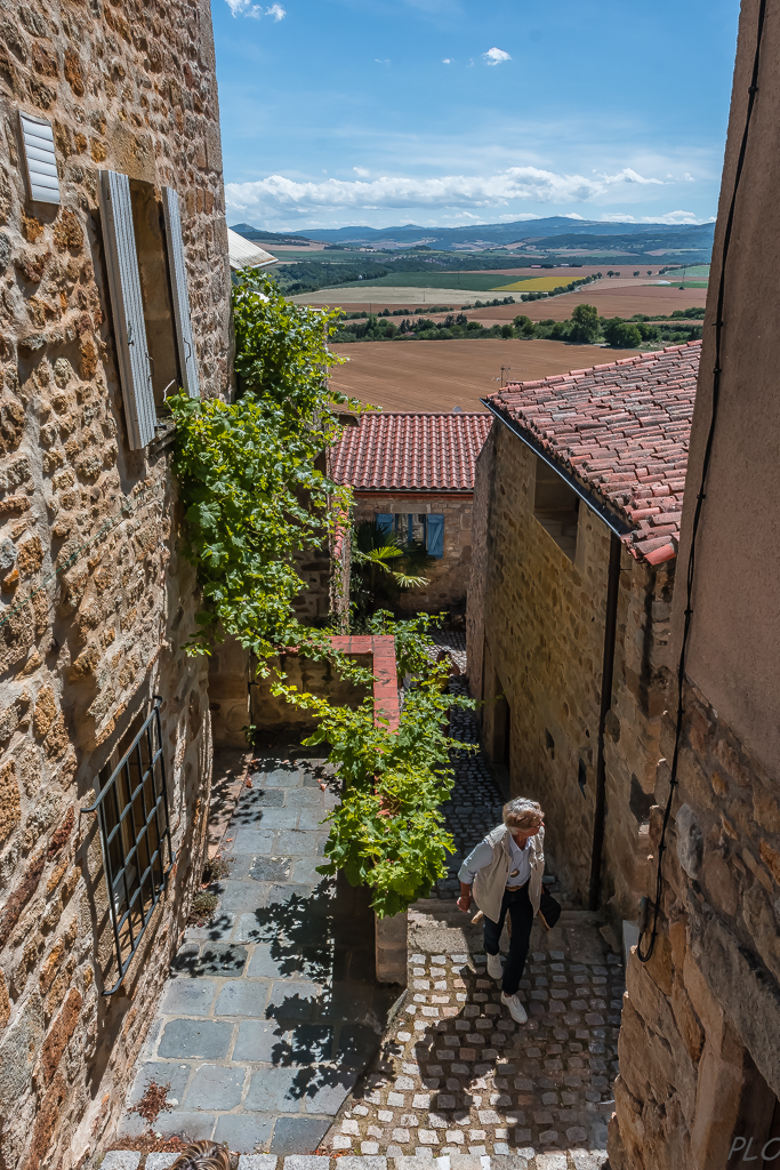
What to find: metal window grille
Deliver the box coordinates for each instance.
[83,697,175,995]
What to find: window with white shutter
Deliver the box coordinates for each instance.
[162,187,200,398]
[19,111,61,205]
[99,170,157,449]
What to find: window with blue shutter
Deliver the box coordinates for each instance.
[375,513,394,536]
[426,514,445,558]
[99,170,156,449]
[162,187,200,398]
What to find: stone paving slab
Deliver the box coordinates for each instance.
[117,757,398,1154]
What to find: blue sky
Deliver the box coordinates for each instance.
[212,0,740,232]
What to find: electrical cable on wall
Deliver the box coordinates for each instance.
[637,0,767,963]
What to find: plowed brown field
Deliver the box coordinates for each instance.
[303,279,707,323]
[330,338,640,412]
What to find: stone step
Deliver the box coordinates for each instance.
[412,899,605,929]
[100,1152,607,1170]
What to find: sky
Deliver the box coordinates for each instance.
[211,0,741,232]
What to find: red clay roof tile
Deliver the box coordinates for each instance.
[330,411,492,493]
[487,341,700,564]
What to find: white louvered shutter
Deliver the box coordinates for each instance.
[19,111,61,205]
[99,171,156,448]
[162,186,200,398]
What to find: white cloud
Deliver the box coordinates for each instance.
[593,167,664,187]
[601,209,710,225]
[483,47,511,66]
[353,166,371,177]
[442,57,453,65]
[374,57,391,66]
[225,164,676,224]
[225,0,286,18]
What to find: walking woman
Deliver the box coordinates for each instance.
[456,797,545,1024]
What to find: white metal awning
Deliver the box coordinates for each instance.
[227,228,278,271]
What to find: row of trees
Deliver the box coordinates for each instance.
[333,303,704,348]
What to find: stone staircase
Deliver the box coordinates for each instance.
[100,1153,607,1169]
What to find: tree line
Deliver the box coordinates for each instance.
[333,303,704,348]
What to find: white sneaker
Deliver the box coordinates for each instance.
[486,951,504,980]
[501,991,528,1024]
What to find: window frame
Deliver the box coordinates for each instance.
[82,697,175,995]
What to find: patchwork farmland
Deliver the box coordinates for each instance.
[310,280,709,324]
[329,338,640,412]
[297,275,708,320]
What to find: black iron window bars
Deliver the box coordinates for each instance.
[83,696,175,995]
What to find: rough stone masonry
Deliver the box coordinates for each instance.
[0,0,232,1166]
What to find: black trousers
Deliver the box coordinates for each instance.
[483,882,534,996]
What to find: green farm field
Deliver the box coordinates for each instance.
[664,264,711,279]
[329,270,515,291]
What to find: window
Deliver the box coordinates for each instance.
[533,458,580,560]
[83,698,174,994]
[99,171,199,449]
[375,511,444,558]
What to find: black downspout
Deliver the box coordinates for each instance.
[589,531,622,910]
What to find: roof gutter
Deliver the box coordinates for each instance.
[481,398,633,542]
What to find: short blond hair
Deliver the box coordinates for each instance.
[170,1143,237,1170]
[502,797,544,831]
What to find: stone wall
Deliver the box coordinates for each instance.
[611,2,780,1164]
[0,0,231,1166]
[467,423,671,919]
[249,651,370,737]
[609,681,780,1170]
[353,491,476,613]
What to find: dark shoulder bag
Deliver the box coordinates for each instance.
[538,888,562,930]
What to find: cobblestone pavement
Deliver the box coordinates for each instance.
[103,1154,605,1170]
[320,638,622,1166]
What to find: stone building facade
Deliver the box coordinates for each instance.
[0,1,231,1167]
[331,411,491,614]
[467,344,698,924]
[610,2,780,1164]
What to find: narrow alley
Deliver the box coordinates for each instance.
[103,636,621,1169]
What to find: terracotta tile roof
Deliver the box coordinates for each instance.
[487,341,700,564]
[331,411,492,492]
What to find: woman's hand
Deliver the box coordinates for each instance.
[456,892,471,913]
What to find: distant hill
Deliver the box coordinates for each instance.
[230,223,318,246]
[230,216,714,261]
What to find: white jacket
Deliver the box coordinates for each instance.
[471,823,545,923]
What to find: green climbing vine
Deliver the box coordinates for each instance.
[272,612,475,917]
[170,275,473,917]
[168,272,355,663]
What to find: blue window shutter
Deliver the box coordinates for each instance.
[427,513,444,558]
[375,513,394,536]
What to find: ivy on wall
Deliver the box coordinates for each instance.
[170,275,473,917]
[272,612,475,918]
[169,272,354,662]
